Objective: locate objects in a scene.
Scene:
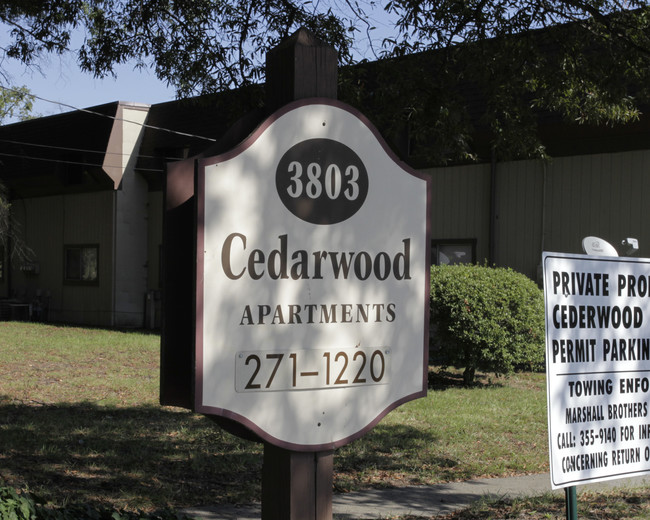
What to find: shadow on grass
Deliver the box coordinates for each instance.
[334,422,457,491]
[427,369,499,390]
[0,398,458,511]
[0,399,263,511]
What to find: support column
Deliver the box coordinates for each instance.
[262,444,333,520]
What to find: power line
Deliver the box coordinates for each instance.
[0,151,163,172]
[0,138,178,162]
[0,85,217,143]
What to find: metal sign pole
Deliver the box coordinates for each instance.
[558,238,620,520]
[565,486,577,520]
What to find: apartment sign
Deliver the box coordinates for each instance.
[195,99,430,451]
[543,252,650,488]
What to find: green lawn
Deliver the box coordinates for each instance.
[0,322,550,512]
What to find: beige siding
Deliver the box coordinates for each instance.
[145,190,163,329]
[10,192,115,326]
[62,192,115,325]
[113,105,150,328]
[3,102,151,328]
[6,142,650,326]
[493,160,545,279]
[148,191,163,291]
[427,149,650,282]
[424,164,491,264]
[544,151,650,258]
[10,196,65,307]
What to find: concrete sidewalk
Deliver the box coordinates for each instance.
[180,473,650,519]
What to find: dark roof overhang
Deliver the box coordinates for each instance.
[0,102,120,199]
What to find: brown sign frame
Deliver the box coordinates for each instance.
[194,98,431,451]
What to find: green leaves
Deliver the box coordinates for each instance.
[0,486,37,520]
[74,0,353,96]
[360,2,650,163]
[2,1,650,163]
[0,85,35,124]
[0,484,192,520]
[0,0,82,63]
[430,264,545,384]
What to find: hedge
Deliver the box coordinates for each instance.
[430,263,545,384]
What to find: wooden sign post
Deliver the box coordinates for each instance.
[262,30,337,520]
[162,29,431,520]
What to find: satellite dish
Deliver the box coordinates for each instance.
[582,236,618,257]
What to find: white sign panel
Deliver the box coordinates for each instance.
[543,252,650,488]
[195,99,430,450]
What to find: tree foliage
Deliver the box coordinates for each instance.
[0,0,356,95]
[1,1,650,162]
[429,264,545,385]
[343,1,650,163]
[0,84,34,255]
[0,84,34,124]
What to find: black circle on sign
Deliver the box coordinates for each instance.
[276,138,369,225]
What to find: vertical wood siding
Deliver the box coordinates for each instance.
[7,149,650,326]
[544,151,650,258]
[10,192,115,326]
[62,191,115,326]
[424,164,491,264]
[11,196,65,306]
[148,191,163,291]
[493,160,544,280]
[427,149,650,282]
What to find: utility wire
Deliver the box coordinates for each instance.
[0,85,217,143]
[0,138,179,162]
[0,151,163,172]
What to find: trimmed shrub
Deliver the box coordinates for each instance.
[430,263,545,384]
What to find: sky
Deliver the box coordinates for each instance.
[0,8,397,125]
[4,53,176,122]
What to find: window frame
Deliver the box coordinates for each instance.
[430,238,477,266]
[63,244,99,285]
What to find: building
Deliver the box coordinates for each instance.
[0,90,264,327]
[0,101,154,326]
[1,47,650,327]
[426,113,650,282]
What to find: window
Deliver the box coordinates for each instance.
[431,239,476,266]
[64,245,98,283]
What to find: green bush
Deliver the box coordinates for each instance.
[0,485,190,520]
[430,264,545,384]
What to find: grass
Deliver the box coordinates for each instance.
[0,323,159,406]
[0,323,263,511]
[335,370,548,491]
[427,488,650,519]
[0,321,645,519]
